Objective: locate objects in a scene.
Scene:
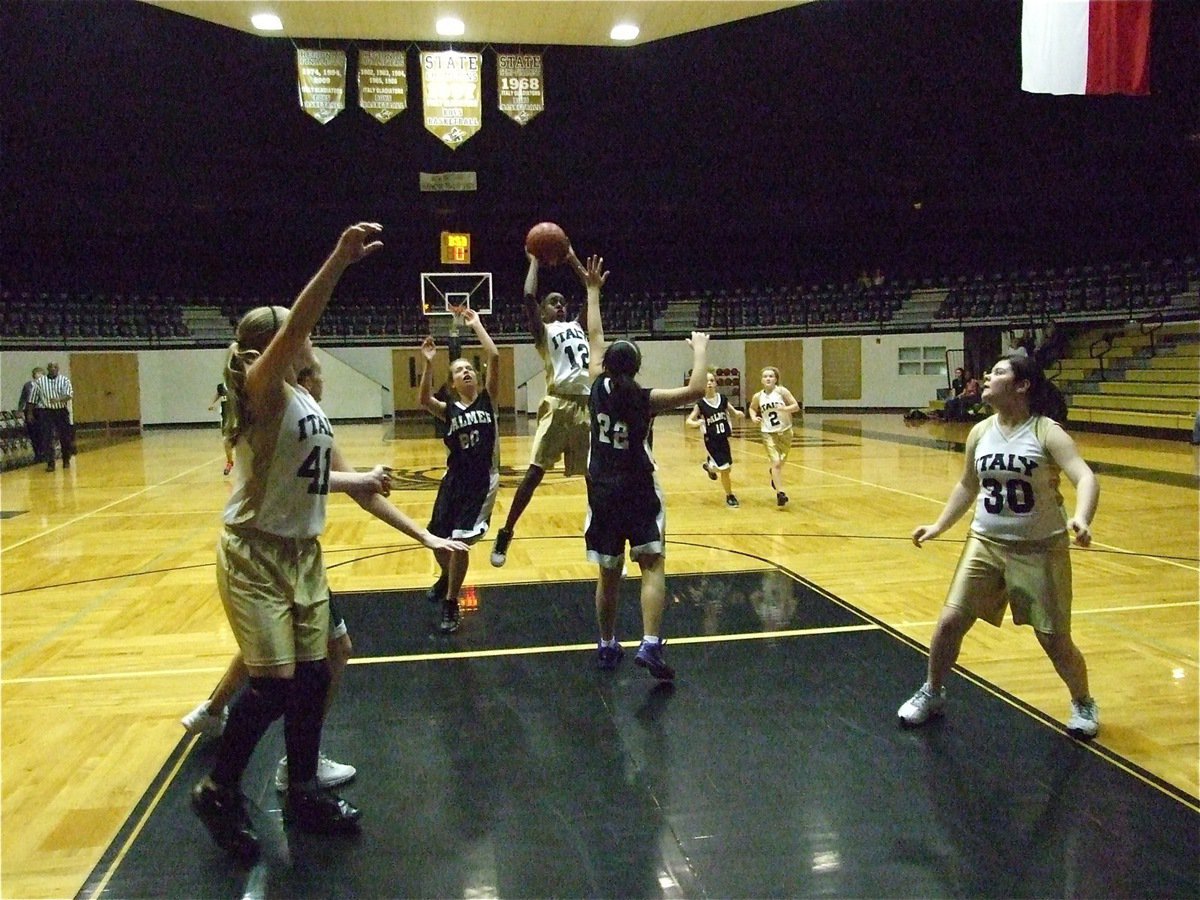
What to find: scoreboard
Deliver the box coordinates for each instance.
[440,231,471,265]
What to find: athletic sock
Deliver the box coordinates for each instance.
[283,661,331,786]
[211,676,288,787]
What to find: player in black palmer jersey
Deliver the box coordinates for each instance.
[686,371,746,507]
[420,307,501,634]
[581,254,711,679]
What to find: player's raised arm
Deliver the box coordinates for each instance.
[460,307,501,397]
[584,255,609,379]
[522,252,547,341]
[249,223,382,406]
[418,335,447,417]
[649,332,710,415]
[567,247,589,330]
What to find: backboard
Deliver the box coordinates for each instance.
[420,272,493,316]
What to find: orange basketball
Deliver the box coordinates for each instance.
[525,221,570,266]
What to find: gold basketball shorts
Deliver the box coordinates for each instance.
[945,531,1072,634]
[763,427,794,465]
[530,394,590,476]
[216,526,331,667]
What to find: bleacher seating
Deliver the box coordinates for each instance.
[0,290,190,343]
[934,257,1189,324]
[1054,321,1199,437]
[1,255,1194,349]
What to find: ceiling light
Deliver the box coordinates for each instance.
[610,23,640,41]
[250,12,283,31]
[436,17,465,36]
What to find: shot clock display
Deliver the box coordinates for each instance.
[440,231,471,265]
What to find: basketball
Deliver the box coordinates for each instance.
[525,221,570,266]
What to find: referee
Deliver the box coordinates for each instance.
[17,366,45,464]
[31,362,75,471]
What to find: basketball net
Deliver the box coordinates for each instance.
[448,308,465,338]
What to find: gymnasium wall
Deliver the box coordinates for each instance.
[1,331,962,426]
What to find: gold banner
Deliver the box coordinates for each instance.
[296,48,346,124]
[420,50,482,149]
[497,53,544,126]
[419,172,478,192]
[358,50,407,123]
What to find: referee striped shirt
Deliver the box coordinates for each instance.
[31,373,73,410]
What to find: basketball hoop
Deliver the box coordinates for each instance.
[449,307,465,337]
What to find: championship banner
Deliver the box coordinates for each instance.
[419,172,478,192]
[497,53,544,125]
[358,50,408,123]
[296,48,346,123]
[420,50,483,149]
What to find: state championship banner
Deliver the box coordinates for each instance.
[1021,0,1152,95]
[420,50,483,149]
[296,48,347,123]
[419,172,478,192]
[358,50,408,123]
[497,53,544,125]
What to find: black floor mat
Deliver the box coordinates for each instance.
[82,572,1199,899]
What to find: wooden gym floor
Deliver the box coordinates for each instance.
[1,412,1196,898]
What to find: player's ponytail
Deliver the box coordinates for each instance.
[1006,352,1068,425]
[602,340,648,425]
[223,305,288,443]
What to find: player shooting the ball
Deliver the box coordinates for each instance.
[488,225,591,568]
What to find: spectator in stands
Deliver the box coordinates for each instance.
[1007,327,1036,357]
[17,367,45,463]
[31,362,74,471]
[949,366,966,399]
[1005,329,1029,358]
[1035,321,1069,369]
[944,370,982,422]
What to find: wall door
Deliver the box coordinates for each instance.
[69,352,141,426]
[744,339,803,412]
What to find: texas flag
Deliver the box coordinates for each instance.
[1021,0,1152,95]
